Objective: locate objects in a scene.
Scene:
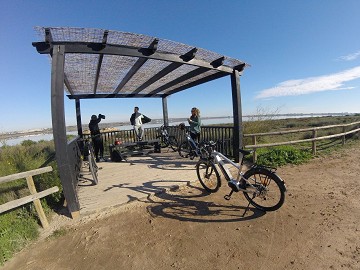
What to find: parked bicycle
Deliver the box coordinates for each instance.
[178,123,210,160]
[78,137,99,185]
[156,125,178,151]
[196,144,286,213]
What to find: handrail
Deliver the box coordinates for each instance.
[0,166,53,184]
[0,166,59,229]
[244,121,360,137]
[245,127,360,149]
[243,120,360,162]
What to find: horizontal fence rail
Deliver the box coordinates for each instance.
[0,166,59,229]
[81,121,359,163]
[244,121,360,162]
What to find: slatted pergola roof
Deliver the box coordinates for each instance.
[33,27,248,99]
[32,27,249,217]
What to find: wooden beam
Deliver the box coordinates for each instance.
[75,99,83,136]
[33,42,235,74]
[0,186,59,214]
[162,97,169,126]
[51,45,80,216]
[231,70,242,162]
[0,166,53,184]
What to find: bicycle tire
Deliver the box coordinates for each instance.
[242,167,285,211]
[88,146,99,185]
[196,160,221,192]
[179,141,191,158]
[168,136,178,152]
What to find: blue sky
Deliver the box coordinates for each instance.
[1,0,360,132]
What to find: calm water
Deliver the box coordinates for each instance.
[1,114,333,146]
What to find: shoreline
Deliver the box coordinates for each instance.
[1,114,357,141]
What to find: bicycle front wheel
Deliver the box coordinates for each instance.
[243,167,286,211]
[196,160,221,192]
[168,136,178,152]
[88,148,99,185]
[179,141,191,158]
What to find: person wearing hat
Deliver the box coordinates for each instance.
[89,114,105,162]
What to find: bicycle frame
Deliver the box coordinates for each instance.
[208,149,268,194]
[211,150,246,184]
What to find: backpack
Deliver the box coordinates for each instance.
[111,148,123,162]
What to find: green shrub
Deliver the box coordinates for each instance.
[0,141,63,265]
[256,146,312,167]
[0,208,39,265]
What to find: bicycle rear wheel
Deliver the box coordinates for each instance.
[168,136,178,151]
[179,141,191,158]
[88,147,99,185]
[242,167,285,211]
[196,160,221,192]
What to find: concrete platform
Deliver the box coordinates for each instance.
[77,150,199,216]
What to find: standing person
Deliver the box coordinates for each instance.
[130,107,151,141]
[188,107,201,143]
[88,114,105,162]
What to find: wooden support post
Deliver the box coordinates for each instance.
[252,135,257,163]
[51,45,80,217]
[75,99,83,137]
[312,130,317,155]
[26,176,49,229]
[342,126,346,145]
[231,70,243,163]
[162,97,169,127]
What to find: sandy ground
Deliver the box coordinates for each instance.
[2,141,360,270]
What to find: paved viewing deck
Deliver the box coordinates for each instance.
[77,150,199,215]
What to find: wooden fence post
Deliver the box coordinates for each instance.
[312,130,317,155]
[342,126,346,145]
[26,176,49,229]
[252,135,257,163]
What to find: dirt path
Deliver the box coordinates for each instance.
[3,141,360,270]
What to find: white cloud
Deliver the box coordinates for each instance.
[255,66,360,99]
[339,51,360,61]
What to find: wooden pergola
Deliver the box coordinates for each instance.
[32,27,249,218]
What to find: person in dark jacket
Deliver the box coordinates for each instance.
[89,114,105,162]
[130,107,151,141]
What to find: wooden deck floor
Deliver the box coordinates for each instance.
[77,150,199,216]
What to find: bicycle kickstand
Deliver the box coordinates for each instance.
[242,193,256,217]
[242,201,252,217]
[224,190,233,200]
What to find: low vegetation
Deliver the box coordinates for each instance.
[256,146,313,167]
[0,140,62,266]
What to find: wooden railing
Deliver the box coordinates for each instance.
[84,125,235,157]
[244,121,360,162]
[0,166,59,229]
[67,136,82,189]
